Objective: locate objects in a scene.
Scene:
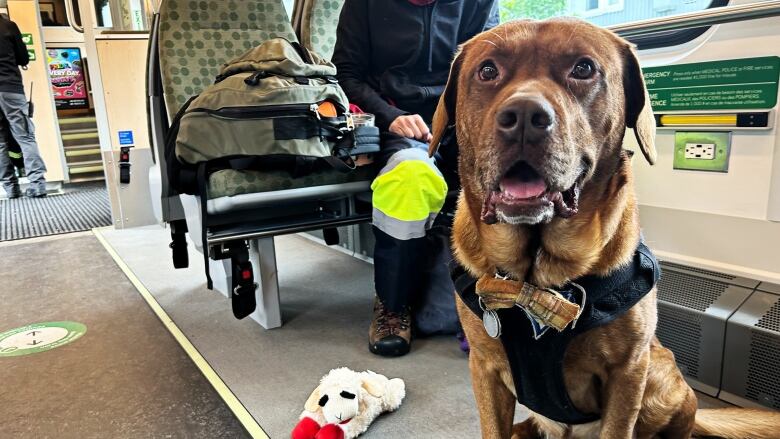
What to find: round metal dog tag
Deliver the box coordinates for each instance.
[482,310,501,339]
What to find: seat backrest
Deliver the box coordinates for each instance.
[299,0,344,61]
[158,0,297,119]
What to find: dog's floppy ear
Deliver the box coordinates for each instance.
[361,375,385,398]
[304,385,322,412]
[429,47,464,157]
[623,45,657,165]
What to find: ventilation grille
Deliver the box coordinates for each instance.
[660,261,737,281]
[746,331,780,409]
[756,298,780,333]
[657,305,702,379]
[657,270,726,311]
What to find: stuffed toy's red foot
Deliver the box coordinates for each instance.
[291,417,344,439]
[316,424,344,439]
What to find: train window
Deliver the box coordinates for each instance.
[499,0,730,49]
[37,0,80,27]
[94,0,153,31]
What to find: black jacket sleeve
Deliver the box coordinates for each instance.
[332,0,407,131]
[10,21,29,66]
[484,1,500,31]
[461,0,500,41]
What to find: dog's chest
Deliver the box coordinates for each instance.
[452,242,660,424]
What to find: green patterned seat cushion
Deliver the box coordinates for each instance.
[158,0,297,118]
[207,166,375,199]
[300,0,344,61]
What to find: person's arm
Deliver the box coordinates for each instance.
[332,0,406,132]
[484,0,500,31]
[461,0,500,41]
[10,21,29,67]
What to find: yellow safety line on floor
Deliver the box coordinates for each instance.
[92,228,270,439]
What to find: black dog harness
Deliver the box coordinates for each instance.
[453,242,660,424]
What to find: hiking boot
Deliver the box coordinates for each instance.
[25,187,46,198]
[4,185,21,199]
[369,297,412,357]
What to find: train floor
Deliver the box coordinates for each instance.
[0,226,730,438]
[0,232,248,438]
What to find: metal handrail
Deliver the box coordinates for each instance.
[608,0,780,38]
[63,0,84,33]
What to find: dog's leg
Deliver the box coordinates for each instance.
[468,338,516,439]
[599,350,650,439]
[458,297,516,439]
[657,388,697,439]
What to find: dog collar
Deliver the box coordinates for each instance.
[476,272,585,339]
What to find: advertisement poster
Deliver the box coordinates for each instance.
[47,48,88,109]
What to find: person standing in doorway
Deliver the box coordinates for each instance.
[0,13,46,198]
[333,0,499,356]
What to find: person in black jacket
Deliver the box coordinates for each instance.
[333,0,498,356]
[0,13,47,198]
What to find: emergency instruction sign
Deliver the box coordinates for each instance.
[643,56,780,112]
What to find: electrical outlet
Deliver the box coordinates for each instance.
[674,132,731,172]
[684,143,715,160]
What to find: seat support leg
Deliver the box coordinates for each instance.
[249,237,282,329]
[210,258,232,299]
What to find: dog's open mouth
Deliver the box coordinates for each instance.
[481,161,581,225]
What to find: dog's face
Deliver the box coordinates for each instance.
[431,19,656,226]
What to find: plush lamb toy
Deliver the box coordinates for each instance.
[291,368,406,439]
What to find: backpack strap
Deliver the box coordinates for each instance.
[164,95,198,152]
[323,156,357,173]
[196,162,213,290]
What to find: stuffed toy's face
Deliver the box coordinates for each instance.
[304,369,386,426]
[315,383,361,424]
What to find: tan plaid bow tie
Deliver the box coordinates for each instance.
[476,275,582,332]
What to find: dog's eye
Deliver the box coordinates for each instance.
[340,391,356,399]
[318,395,329,406]
[571,59,596,80]
[478,62,499,81]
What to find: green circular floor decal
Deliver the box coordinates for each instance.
[0,322,86,357]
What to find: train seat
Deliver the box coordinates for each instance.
[299,0,345,61]
[159,0,369,200]
[148,0,373,329]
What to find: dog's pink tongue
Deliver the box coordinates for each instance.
[500,177,547,199]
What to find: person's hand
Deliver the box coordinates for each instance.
[389,114,432,142]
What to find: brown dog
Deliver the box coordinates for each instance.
[430,19,780,439]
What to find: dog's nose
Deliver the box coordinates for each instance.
[496,95,555,144]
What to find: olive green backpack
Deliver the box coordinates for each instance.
[165,37,378,197]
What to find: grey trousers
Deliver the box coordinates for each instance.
[0,91,47,193]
